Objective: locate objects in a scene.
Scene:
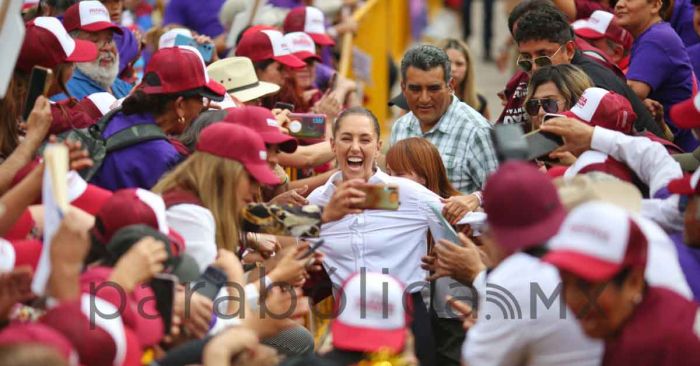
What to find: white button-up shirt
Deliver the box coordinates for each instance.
[307,169,449,292]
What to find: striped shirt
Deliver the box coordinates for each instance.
[390,96,499,193]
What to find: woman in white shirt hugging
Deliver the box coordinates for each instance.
[307,107,455,365]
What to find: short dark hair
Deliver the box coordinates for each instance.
[400,44,451,83]
[514,7,574,46]
[332,107,381,139]
[507,0,556,34]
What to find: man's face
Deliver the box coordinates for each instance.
[517,39,573,74]
[77,29,117,68]
[101,0,123,23]
[401,66,453,128]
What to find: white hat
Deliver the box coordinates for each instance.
[206,57,280,102]
[331,271,408,353]
[544,201,648,282]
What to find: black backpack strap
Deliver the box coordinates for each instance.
[89,106,124,139]
[105,124,167,153]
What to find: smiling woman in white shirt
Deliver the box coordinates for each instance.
[308,107,461,365]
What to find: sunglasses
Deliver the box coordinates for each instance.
[516,45,565,72]
[525,98,561,116]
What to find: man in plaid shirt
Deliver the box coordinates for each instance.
[390,44,498,194]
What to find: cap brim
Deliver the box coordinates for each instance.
[245,161,282,186]
[259,132,298,153]
[201,80,227,102]
[574,28,605,40]
[667,175,696,195]
[670,95,700,129]
[389,93,409,110]
[66,39,99,63]
[231,81,280,103]
[309,33,335,46]
[490,205,566,251]
[82,22,124,35]
[331,322,405,354]
[293,51,321,62]
[672,149,700,172]
[274,54,306,68]
[543,250,622,282]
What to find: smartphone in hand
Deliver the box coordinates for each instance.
[287,113,326,139]
[356,184,399,210]
[174,34,214,63]
[150,273,177,335]
[23,66,53,121]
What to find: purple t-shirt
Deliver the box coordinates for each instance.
[627,22,696,151]
[89,112,182,191]
[688,44,700,84]
[670,0,700,47]
[113,26,139,75]
[163,0,225,38]
[671,232,700,303]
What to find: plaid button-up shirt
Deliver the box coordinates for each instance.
[390,96,498,193]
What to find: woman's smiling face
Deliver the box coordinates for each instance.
[332,114,382,181]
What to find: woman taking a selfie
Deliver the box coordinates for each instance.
[308,107,467,366]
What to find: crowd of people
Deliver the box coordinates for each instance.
[1,0,700,365]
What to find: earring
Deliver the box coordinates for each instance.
[178,116,185,124]
[631,292,642,306]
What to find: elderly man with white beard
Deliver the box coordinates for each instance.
[53,1,132,101]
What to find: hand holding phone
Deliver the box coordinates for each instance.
[525,129,564,162]
[296,239,324,260]
[356,184,399,210]
[274,102,295,111]
[174,34,214,63]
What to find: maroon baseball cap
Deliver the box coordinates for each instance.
[235,29,305,68]
[196,123,281,186]
[62,1,123,35]
[140,46,226,101]
[224,106,298,153]
[562,87,636,134]
[483,161,567,251]
[283,6,336,46]
[91,188,185,255]
[670,93,700,129]
[16,17,98,73]
[0,323,76,362]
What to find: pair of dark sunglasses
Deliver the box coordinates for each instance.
[516,45,564,72]
[525,98,560,116]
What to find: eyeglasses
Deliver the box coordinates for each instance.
[516,45,565,72]
[525,98,561,116]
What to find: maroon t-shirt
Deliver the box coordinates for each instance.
[496,70,530,126]
[603,287,700,366]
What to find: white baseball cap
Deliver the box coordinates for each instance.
[283,32,321,62]
[235,29,305,68]
[283,6,335,46]
[544,201,648,282]
[331,271,408,353]
[62,1,123,34]
[158,28,193,49]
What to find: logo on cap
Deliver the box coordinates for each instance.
[266,118,279,127]
[570,223,610,242]
[577,96,588,108]
[89,8,107,16]
[259,151,267,160]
